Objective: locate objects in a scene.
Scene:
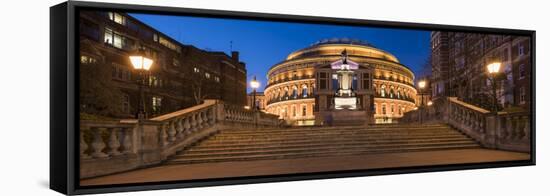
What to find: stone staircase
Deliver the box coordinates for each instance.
[166,124,481,164]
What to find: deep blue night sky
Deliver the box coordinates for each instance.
[130,13,431,93]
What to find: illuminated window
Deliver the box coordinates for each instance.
[80,55,97,64]
[152,96,162,113]
[381,85,386,97]
[153,33,159,42]
[104,28,130,49]
[108,12,126,25]
[159,36,181,53]
[194,67,200,73]
[215,76,220,82]
[149,75,159,87]
[205,72,211,79]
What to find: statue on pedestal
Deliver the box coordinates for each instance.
[333,49,357,110]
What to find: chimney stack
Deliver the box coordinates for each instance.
[231,51,239,62]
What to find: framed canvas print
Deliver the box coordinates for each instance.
[50,1,535,195]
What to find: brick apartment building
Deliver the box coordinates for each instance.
[79,10,247,118]
[430,31,531,111]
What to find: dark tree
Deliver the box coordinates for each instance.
[79,57,124,118]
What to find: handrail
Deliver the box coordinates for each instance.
[150,99,217,121]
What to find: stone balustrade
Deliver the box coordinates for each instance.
[80,99,281,179]
[446,97,490,144]
[79,120,139,178]
[495,110,531,152]
[401,97,531,153]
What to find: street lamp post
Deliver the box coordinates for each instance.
[487,61,502,115]
[250,76,260,128]
[486,59,502,148]
[129,48,153,119]
[418,80,426,124]
[250,76,260,110]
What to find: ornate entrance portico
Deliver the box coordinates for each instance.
[314,50,375,125]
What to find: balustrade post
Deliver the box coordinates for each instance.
[80,131,89,159]
[168,121,177,142]
[176,118,184,139]
[159,123,168,147]
[122,127,133,154]
[199,111,205,129]
[505,116,512,140]
[523,116,530,141]
[190,114,198,132]
[208,108,215,126]
[107,128,121,156]
[90,127,108,158]
[512,117,519,140]
[183,117,191,135]
[202,111,209,127]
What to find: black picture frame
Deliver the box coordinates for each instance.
[50,1,536,195]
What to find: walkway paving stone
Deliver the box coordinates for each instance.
[80,148,529,186]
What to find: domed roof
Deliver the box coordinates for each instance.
[310,38,377,48]
[285,38,400,63]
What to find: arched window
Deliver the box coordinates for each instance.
[302,85,308,97]
[397,90,401,99]
[390,88,394,98]
[284,87,289,99]
[381,85,386,97]
[292,86,298,98]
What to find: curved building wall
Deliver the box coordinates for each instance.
[265,41,417,125]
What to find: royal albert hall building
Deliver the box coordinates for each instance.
[264,38,418,125]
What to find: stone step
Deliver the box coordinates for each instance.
[178,140,478,157]
[196,136,471,149]
[221,126,450,135]
[214,128,457,138]
[167,145,481,165]
[188,137,474,154]
[204,132,466,144]
[252,123,447,131]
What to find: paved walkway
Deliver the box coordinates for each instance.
[80,148,529,186]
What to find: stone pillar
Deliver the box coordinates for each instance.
[122,127,133,154]
[484,115,498,149]
[90,127,108,158]
[107,128,121,156]
[80,132,90,159]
